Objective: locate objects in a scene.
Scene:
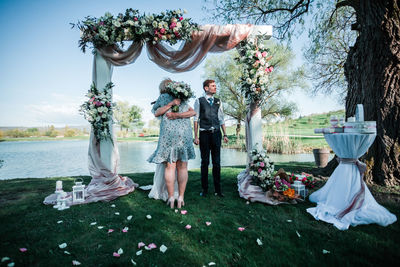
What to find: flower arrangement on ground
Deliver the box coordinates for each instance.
[249,148,275,191]
[288,172,316,188]
[79,83,115,142]
[72,8,199,52]
[235,36,274,104]
[165,81,195,112]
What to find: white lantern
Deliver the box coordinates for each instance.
[72,178,85,203]
[292,180,307,200]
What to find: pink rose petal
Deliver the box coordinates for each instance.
[148,243,157,249]
[180,210,187,215]
[206,222,211,226]
[19,248,27,252]
[238,227,245,231]
[122,227,128,233]
[113,252,120,257]
[185,224,191,229]
[138,242,145,249]
[108,229,114,233]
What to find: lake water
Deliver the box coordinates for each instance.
[0,140,323,180]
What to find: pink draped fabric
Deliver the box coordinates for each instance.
[98,41,144,66]
[147,24,254,72]
[43,135,138,206]
[95,24,254,70]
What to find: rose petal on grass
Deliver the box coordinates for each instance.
[117,248,123,255]
[136,250,142,256]
[148,243,157,249]
[144,246,151,250]
[296,230,301,238]
[7,263,15,267]
[111,204,116,208]
[138,242,145,249]
[122,227,129,233]
[160,245,168,253]
[1,257,10,262]
[59,243,67,249]
[174,209,178,213]
[127,215,133,221]
[287,220,292,223]
[131,259,137,265]
[115,212,120,216]
[97,226,104,229]
[185,224,191,229]
[322,249,330,254]
[57,220,63,224]
[246,201,250,205]
[64,251,71,255]
[146,215,152,219]
[256,238,263,246]
[206,222,211,226]
[180,210,187,215]
[238,227,245,231]
[72,260,81,266]
[108,229,114,233]
[90,222,97,226]
[209,262,216,266]
[113,252,120,257]
[19,248,27,252]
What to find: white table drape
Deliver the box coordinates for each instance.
[307,133,397,230]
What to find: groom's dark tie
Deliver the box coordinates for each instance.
[208,97,213,106]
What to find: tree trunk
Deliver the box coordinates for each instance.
[344,0,400,185]
[236,121,241,144]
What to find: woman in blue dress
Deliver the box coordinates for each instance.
[148,79,196,208]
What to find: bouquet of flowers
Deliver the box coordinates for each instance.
[235,36,274,104]
[249,148,275,191]
[72,8,199,53]
[165,81,195,112]
[288,172,316,189]
[79,82,115,142]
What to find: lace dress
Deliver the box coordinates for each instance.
[147,93,196,164]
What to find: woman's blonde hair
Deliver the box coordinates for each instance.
[159,78,172,94]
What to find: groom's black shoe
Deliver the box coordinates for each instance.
[215,192,224,197]
[200,191,208,197]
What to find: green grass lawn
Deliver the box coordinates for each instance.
[0,163,399,266]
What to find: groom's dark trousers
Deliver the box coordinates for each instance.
[199,129,221,194]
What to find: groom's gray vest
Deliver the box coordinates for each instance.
[199,97,220,130]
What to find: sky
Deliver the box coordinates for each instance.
[0,0,343,128]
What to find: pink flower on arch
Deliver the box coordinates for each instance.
[258,168,262,173]
[160,28,166,34]
[259,162,265,167]
[133,17,138,21]
[179,17,183,21]
[262,51,268,57]
[170,22,177,29]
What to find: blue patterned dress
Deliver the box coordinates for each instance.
[147,93,196,164]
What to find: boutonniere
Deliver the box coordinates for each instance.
[215,100,220,105]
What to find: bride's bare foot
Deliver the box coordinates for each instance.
[167,197,175,209]
[177,196,185,209]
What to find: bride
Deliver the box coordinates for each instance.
[147,79,196,208]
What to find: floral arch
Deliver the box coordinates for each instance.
[45,8,273,205]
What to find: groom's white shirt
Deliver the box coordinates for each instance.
[193,94,225,131]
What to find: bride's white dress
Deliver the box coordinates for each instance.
[148,164,178,201]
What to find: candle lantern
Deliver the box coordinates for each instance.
[72,178,85,203]
[292,180,307,200]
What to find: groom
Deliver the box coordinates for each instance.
[194,79,229,197]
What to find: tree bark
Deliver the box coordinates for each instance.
[344,0,400,185]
